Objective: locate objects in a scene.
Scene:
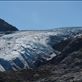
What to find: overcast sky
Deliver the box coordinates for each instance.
[0,1,82,30]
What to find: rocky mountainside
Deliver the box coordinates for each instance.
[0,18,18,32]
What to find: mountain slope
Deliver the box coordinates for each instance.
[0,18,18,32]
[50,34,82,65]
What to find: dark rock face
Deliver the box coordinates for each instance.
[50,35,82,65]
[0,18,18,32]
[0,59,13,71]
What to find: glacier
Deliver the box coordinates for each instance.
[0,31,57,71]
[0,27,82,71]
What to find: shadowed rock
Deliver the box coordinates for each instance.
[0,18,18,32]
